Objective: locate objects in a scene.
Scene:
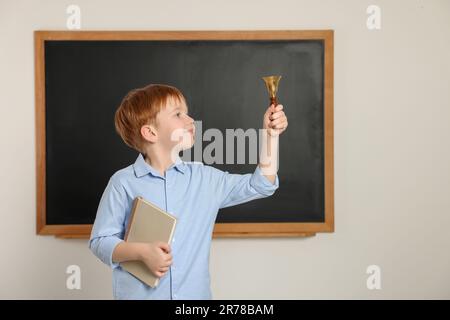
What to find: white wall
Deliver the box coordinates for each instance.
[1,0,449,299]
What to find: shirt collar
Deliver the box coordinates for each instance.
[133,153,186,178]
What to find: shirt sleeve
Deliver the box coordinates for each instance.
[88,176,129,269]
[210,165,279,209]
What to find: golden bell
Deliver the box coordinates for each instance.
[262,75,282,105]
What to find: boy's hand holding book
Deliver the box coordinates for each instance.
[138,241,173,278]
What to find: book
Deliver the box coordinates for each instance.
[120,196,177,287]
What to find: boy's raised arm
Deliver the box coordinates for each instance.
[258,104,288,184]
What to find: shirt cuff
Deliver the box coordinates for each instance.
[89,236,124,269]
[250,165,279,196]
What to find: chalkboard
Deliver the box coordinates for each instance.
[35,31,334,238]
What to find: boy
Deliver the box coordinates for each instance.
[89,84,288,299]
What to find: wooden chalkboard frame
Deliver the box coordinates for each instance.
[35,30,334,238]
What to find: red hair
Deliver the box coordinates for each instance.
[114,84,186,152]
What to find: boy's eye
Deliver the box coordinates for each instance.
[175,110,189,118]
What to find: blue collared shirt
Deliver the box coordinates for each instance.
[89,153,279,300]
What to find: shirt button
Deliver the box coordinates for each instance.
[173,237,176,243]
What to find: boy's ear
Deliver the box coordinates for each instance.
[141,124,158,143]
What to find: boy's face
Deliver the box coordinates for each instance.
[151,96,195,153]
